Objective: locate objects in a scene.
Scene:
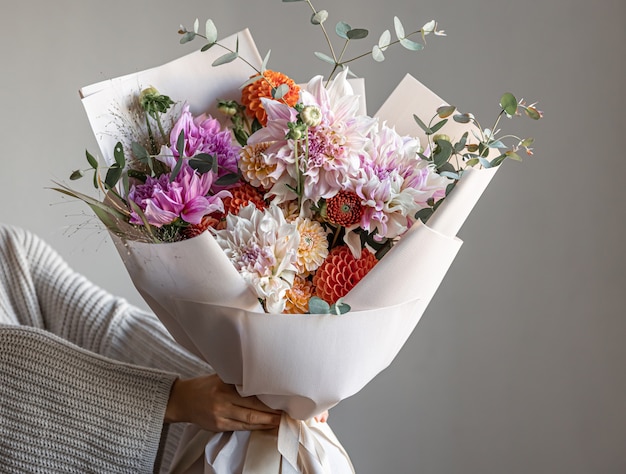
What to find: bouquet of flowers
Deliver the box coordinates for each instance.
[56,1,542,472]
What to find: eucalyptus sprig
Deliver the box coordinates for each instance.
[283,0,445,83]
[413,92,543,224]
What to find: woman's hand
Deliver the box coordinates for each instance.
[165,374,282,431]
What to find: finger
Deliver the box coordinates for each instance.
[225,406,282,430]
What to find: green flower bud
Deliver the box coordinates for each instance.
[300,105,322,127]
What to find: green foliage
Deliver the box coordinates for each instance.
[308,296,351,315]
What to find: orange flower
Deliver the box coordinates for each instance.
[283,275,315,314]
[239,141,276,190]
[326,191,363,227]
[222,182,267,215]
[182,214,221,238]
[313,246,378,304]
[241,70,300,126]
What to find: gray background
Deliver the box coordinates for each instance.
[1,0,624,473]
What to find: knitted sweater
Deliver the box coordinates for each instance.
[0,224,211,473]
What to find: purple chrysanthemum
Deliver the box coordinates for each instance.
[170,104,240,181]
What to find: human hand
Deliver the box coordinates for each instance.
[165,374,282,431]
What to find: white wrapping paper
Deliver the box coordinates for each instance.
[82,29,501,474]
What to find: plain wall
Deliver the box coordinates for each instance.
[1,0,624,473]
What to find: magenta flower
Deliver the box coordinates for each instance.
[170,104,240,180]
[127,158,227,228]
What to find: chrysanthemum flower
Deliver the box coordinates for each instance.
[169,104,240,183]
[349,124,450,239]
[283,275,315,314]
[247,69,376,205]
[295,217,329,274]
[127,156,227,228]
[211,203,299,313]
[312,246,378,304]
[241,70,300,126]
[239,141,276,190]
[325,191,363,227]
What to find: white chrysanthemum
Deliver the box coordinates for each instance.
[211,203,299,313]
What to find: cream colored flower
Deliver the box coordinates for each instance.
[295,217,329,274]
[239,141,276,190]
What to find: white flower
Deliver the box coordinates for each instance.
[211,203,300,313]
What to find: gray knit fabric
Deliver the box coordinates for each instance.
[0,224,212,473]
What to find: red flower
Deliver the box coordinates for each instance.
[313,246,378,304]
[326,191,363,227]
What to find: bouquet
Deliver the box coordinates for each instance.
[56,1,542,472]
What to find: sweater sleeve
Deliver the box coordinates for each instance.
[0,324,178,474]
[0,224,210,377]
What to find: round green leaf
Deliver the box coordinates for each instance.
[205,19,218,44]
[336,21,351,39]
[437,105,456,118]
[372,45,385,62]
[311,10,328,25]
[500,92,518,116]
[347,28,369,40]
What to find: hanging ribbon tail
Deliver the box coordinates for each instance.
[277,415,356,474]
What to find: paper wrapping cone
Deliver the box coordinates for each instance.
[82,31,503,473]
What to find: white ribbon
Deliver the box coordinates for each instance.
[194,415,354,474]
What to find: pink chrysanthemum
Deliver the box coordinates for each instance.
[247,69,376,205]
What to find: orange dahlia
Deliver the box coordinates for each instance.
[241,70,300,126]
[182,214,221,239]
[222,182,267,215]
[313,246,378,304]
[283,275,315,314]
[326,191,363,227]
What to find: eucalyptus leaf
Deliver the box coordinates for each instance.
[488,140,507,149]
[193,18,199,34]
[415,207,433,222]
[201,43,215,52]
[413,114,433,134]
[311,10,328,25]
[308,297,331,314]
[524,107,542,120]
[465,157,480,167]
[70,170,84,180]
[131,141,149,162]
[454,132,468,152]
[453,113,471,124]
[105,165,123,189]
[500,92,518,116]
[478,156,492,168]
[393,16,405,39]
[378,29,391,50]
[505,151,522,161]
[347,28,368,40]
[215,173,241,186]
[212,51,239,67]
[113,142,125,168]
[188,153,216,174]
[179,31,196,44]
[400,37,423,51]
[430,119,448,134]
[85,150,98,169]
[205,19,217,43]
[439,170,460,179]
[336,21,351,39]
[272,84,289,99]
[261,50,271,72]
[433,140,453,168]
[521,137,535,147]
[372,45,385,62]
[314,51,336,65]
[437,105,456,118]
